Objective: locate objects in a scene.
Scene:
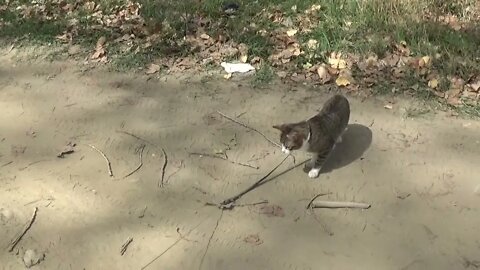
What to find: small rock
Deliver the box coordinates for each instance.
[23,249,45,268]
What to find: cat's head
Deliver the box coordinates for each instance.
[272,124,308,154]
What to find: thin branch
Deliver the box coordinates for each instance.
[123,144,146,178]
[217,111,280,147]
[309,201,371,209]
[120,237,133,256]
[219,155,289,208]
[8,207,38,252]
[87,144,113,177]
[189,152,259,169]
[141,220,205,270]
[159,148,168,188]
[306,193,332,209]
[199,211,223,270]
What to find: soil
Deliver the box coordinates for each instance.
[1,50,480,270]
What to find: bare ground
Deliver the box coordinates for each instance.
[1,50,480,270]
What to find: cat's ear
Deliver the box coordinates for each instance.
[272,124,282,130]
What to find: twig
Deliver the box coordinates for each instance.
[205,199,268,209]
[217,111,280,148]
[159,148,168,187]
[219,155,289,208]
[120,237,133,256]
[306,193,332,209]
[87,144,113,177]
[199,211,223,270]
[141,220,205,270]
[166,160,184,183]
[123,144,146,178]
[309,201,371,209]
[189,152,259,169]
[116,130,157,147]
[8,207,38,252]
[1,161,13,167]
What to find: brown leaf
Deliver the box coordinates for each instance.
[428,78,439,89]
[244,234,263,246]
[316,65,331,84]
[258,204,284,217]
[145,63,160,74]
[467,80,480,92]
[96,36,107,49]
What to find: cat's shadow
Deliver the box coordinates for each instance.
[319,123,372,174]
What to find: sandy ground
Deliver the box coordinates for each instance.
[1,50,480,270]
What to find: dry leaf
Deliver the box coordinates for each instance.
[384,104,393,110]
[335,75,351,87]
[418,56,431,68]
[96,36,106,49]
[145,63,160,74]
[286,29,298,37]
[224,73,232,80]
[306,39,318,50]
[467,80,480,92]
[316,65,331,84]
[244,234,263,246]
[428,78,439,89]
[240,55,248,63]
[200,33,210,40]
[328,53,347,69]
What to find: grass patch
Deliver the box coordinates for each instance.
[251,64,275,88]
[0,0,479,115]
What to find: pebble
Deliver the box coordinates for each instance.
[23,249,45,268]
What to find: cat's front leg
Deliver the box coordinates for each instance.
[307,153,321,178]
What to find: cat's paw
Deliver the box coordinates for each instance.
[308,168,321,178]
[281,145,291,155]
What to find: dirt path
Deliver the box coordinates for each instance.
[1,53,479,270]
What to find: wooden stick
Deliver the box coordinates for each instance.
[217,111,280,148]
[189,152,259,169]
[219,155,289,207]
[199,211,223,270]
[309,201,371,209]
[120,237,133,256]
[87,144,113,177]
[123,144,145,178]
[8,207,38,252]
[159,148,168,187]
[141,220,206,270]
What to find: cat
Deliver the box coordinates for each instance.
[273,94,350,178]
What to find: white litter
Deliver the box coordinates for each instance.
[220,62,255,73]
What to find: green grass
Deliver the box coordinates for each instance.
[0,0,479,114]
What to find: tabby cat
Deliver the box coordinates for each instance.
[273,94,350,178]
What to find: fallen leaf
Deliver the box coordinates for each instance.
[335,75,351,87]
[418,56,431,68]
[200,33,210,40]
[316,65,331,84]
[224,73,232,79]
[328,53,347,69]
[145,63,160,74]
[258,204,284,217]
[96,36,107,49]
[384,104,393,110]
[244,234,263,245]
[286,28,298,37]
[240,55,248,63]
[428,78,439,89]
[306,39,318,50]
[467,80,480,92]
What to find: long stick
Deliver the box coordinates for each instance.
[220,155,289,207]
[217,111,280,147]
[8,207,38,252]
[189,152,258,169]
[87,144,113,177]
[310,201,371,209]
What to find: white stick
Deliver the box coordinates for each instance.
[310,201,371,209]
